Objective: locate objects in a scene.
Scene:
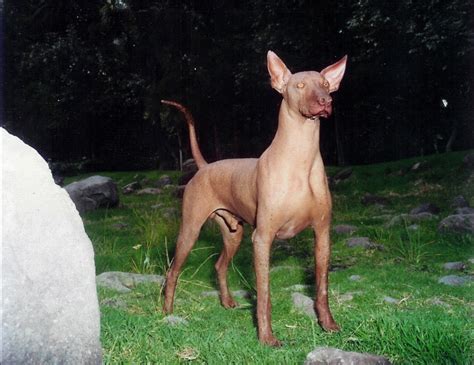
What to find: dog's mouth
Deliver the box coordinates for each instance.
[302,109,331,120]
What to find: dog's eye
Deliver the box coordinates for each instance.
[296,82,305,89]
[323,80,330,89]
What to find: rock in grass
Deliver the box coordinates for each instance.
[438,214,474,234]
[155,174,173,188]
[96,272,165,293]
[410,203,440,215]
[122,181,141,194]
[361,193,390,207]
[454,207,474,215]
[349,275,361,281]
[304,347,392,365]
[136,187,162,195]
[428,297,450,307]
[443,262,466,271]
[333,224,358,235]
[463,152,474,170]
[346,237,384,250]
[111,222,129,230]
[100,297,128,309]
[383,296,399,304]
[386,212,437,227]
[451,195,470,208]
[339,293,354,302]
[469,258,474,264]
[438,275,472,286]
[65,175,119,214]
[2,129,102,364]
[291,292,316,318]
[284,284,312,292]
[200,290,251,299]
[164,315,188,326]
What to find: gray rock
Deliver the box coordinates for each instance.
[329,168,353,187]
[200,290,251,298]
[136,187,162,195]
[182,158,198,173]
[339,293,354,302]
[96,272,165,293]
[383,296,399,304]
[346,237,384,250]
[304,347,391,365]
[361,193,390,207]
[428,297,450,307]
[201,290,220,297]
[65,175,119,214]
[333,224,358,235]
[284,284,312,291]
[122,181,141,195]
[451,195,470,208]
[100,297,128,309]
[438,214,474,234]
[372,214,393,221]
[443,262,466,271]
[2,129,102,364]
[111,222,129,230]
[407,224,419,231]
[463,152,474,170]
[454,207,474,215]
[387,212,437,227]
[156,174,173,188]
[349,275,361,281]
[410,161,428,171]
[469,258,474,264]
[232,290,252,298]
[151,203,163,209]
[164,315,189,326]
[291,292,316,318]
[333,167,353,181]
[438,275,472,286]
[410,203,440,215]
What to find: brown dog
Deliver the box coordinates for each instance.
[162,50,347,346]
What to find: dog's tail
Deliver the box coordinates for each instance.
[161,100,207,169]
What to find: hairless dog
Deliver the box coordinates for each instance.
[162,50,347,346]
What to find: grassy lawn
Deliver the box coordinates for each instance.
[67,151,473,364]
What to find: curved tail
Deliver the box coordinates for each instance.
[161,100,207,169]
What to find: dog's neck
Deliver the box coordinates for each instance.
[269,99,322,171]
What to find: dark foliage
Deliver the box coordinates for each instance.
[3,0,473,169]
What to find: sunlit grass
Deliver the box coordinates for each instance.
[76,151,473,364]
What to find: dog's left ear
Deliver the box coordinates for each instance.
[320,55,347,93]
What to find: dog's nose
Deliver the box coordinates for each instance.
[318,96,332,106]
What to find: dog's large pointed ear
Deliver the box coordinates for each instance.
[320,55,347,93]
[267,51,292,93]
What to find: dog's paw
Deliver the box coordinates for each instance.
[319,319,341,332]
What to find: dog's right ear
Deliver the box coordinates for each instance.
[267,51,292,93]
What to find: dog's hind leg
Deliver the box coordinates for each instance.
[163,195,214,314]
[213,212,244,308]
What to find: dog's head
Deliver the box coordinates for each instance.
[267,51,347,120]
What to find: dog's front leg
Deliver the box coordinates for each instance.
[252,229,282,347]
[312,218,340,332]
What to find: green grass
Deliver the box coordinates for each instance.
[74,152,473,364]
